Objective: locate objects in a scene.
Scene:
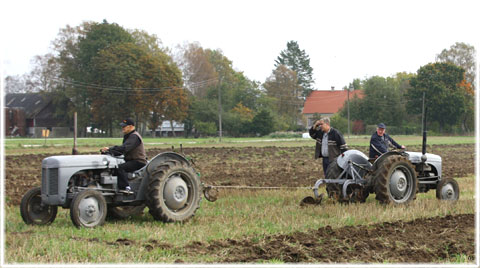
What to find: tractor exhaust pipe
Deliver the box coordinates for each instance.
[422,108,427,156]
[421,93,427,162]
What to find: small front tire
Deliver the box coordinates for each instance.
[436,178,459,201]
[20,187,57,225]
[70,190,107,228]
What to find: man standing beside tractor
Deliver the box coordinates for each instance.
[309,117,348,177]
[369,123,405,159]
[101,118,147,194]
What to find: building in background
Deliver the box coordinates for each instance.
[154,121,185,137]
[4,93,68,137]
[302,88,363,128]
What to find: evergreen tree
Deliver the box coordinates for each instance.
[275,41,315,97]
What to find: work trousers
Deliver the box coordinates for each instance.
[117,160,146,190]
[322,157,330,178]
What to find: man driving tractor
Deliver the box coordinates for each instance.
[101,118,147,194]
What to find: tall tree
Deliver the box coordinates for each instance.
[26,53,60,92]
[436,42,476,90]
[275,41,315,97]
[51,20,184,137]
[407,62,471,132]
[263,65,302,128]
[56,20,135,136]
[161,87,189,137]
[174,42,218,97]
[4,75,27,93]
[340,74,411,128]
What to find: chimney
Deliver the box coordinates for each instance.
[331,86,335,91]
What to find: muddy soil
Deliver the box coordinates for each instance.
[5,144,474,205]
[182,213,475,263]
[57,214,474,263]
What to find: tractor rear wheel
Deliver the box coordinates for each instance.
[146,160,201,222]
[436,178,459,201]
[20,187,57,225]
[374,155,418,204]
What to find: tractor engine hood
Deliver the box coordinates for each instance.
[405,151,442,164]
[42,155,122,169]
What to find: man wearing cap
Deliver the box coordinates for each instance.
[309,117,348,177]
[369,123,405,159]
[101,118,147,194]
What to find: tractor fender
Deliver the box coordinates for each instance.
[146,152,192,175]
[135,152,194,201]
[372,151,403,170]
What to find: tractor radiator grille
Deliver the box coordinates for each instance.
[41,168,47,193]
[42,168,59,195]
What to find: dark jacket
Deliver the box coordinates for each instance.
[110,130,147,164]
[309,126,348,162]
[369,132,402,158]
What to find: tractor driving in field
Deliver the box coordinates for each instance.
[303,107,460,205]
[20,150,203,228]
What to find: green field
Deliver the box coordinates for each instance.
[3,135,475,155]
[4,175,476,263]
[3,135,476,264]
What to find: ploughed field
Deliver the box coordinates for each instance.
[4,144,476,263]
[5,144,474,206]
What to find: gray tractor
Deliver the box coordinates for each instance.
[20,150,203,228]
[304,112,459,205]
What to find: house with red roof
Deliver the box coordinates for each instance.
[302,88,363,128]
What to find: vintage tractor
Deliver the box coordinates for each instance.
[304,111,459,205]
[20,150,203,228]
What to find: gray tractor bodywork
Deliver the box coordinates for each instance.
[21,151,203,228]
[310,148,458,204]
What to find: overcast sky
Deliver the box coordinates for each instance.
[1,0,479,91]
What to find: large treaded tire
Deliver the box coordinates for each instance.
[374,155,418,204]
[146,160,201,223]
[20,187,57,225]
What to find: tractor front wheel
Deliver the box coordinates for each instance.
[436,178,459,201]
[374,155,418,204]
[70,190,107,228]
[20,187,57,225]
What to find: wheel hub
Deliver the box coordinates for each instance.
[390,170,408,199]
[78,197,100,224]
[441,183,455,200]
[164,176,188,210]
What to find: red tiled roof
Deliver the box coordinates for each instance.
[302,90,363,114]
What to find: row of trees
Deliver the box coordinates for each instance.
[5,21,315,137]
[337,61,474,134]
[4,20,476,136]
